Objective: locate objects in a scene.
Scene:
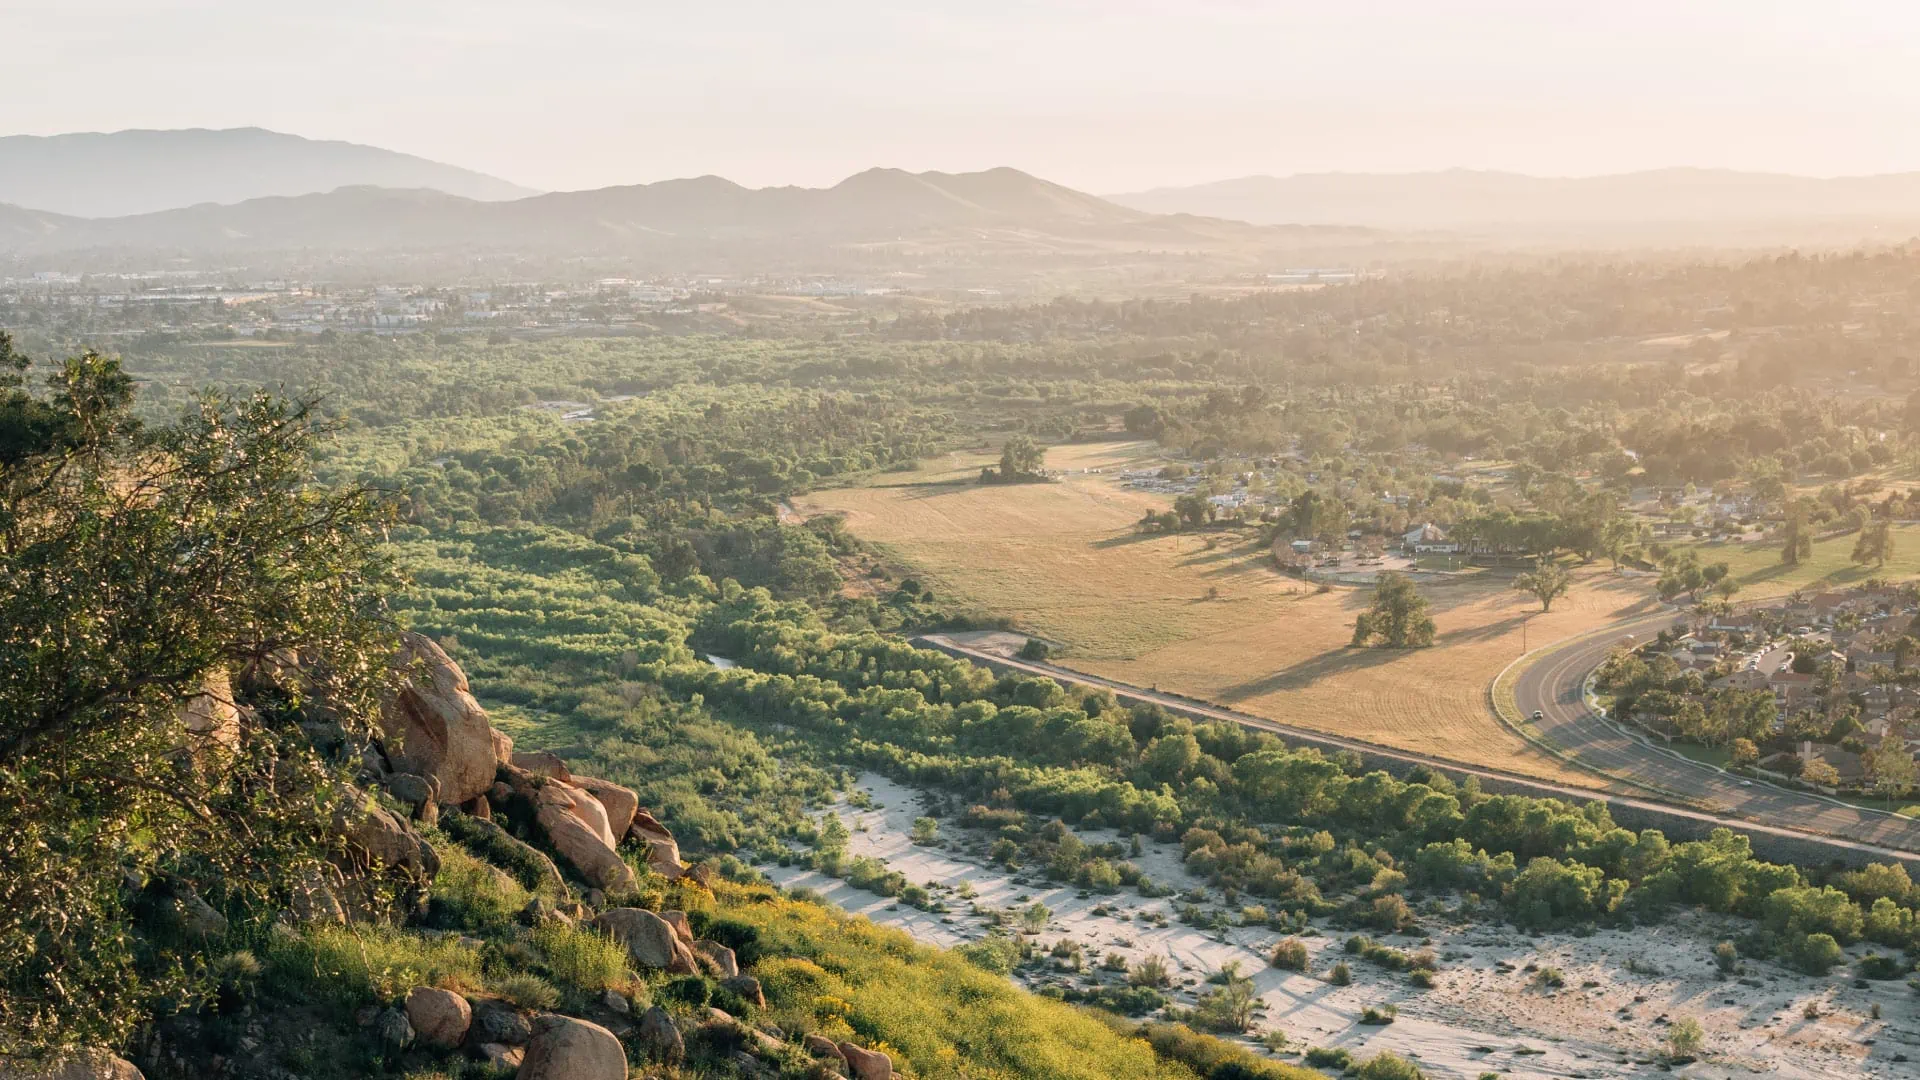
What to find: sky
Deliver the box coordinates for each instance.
[8,0,1920,193]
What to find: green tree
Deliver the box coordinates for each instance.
[998,435,1045,479]
[1512,560,1573,612]
[1853,515,1895,569]
[1781,499,1814,566]
[1352,572,1436,648]
[1865,735,1917,808]
[0,335,401,1055]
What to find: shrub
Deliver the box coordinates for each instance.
[1712,940,1738,974]
[1857,953,1907,981]
[529,922,628,993]
[489,971,561,1011]
[1789,933,1845,975]
[1667,1016,1704,1059]
[1409,968,1436,988]
[1129,956,1172,987]
[1360,1004,1397,1025]
[1355,1051,1424,1079]
[1328,962,1352,986]
[1535,966,1565,989]
[1270,938,1309,972]
[1305,1046,1353,1069]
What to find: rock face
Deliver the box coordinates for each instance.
[595,908,696,972]
[476,1044,524,1070]
[515,1015,626,1080]
[534,779,634,891]
[404,986,471,1049]
[838,1042,893,1080]
[629,809,686,879]
[0,1050,146,1080]
[636,1005,685,1065]
[575,776,638,838]
[379,633,500,806]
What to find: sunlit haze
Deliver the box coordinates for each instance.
[11,0,1920,191]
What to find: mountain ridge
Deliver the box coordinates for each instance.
[0,166,1253,257]
[0,127,538,217]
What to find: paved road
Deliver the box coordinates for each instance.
[1513,613,1920,853]
[918,633,1920,866]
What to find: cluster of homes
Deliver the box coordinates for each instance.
[1643,585,1920,787]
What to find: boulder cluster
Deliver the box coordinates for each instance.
[41,632,903,1080]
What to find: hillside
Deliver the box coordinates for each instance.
[0,127,537,217]
[1109,167,1920,239]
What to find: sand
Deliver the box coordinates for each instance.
[758,773,1917,1080]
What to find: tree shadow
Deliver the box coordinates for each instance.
[1215,644,1409,703]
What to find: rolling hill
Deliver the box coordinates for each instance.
[0,166,1313,260]
[0,127,537,217]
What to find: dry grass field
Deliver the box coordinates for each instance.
[800,441,1656,787]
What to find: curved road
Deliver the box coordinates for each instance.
[920,632,1920,866]
[1513,613,1920,853]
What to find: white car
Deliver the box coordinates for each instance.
[1531,710,1544,720]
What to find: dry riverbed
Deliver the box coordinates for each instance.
[757,774,1918,1079]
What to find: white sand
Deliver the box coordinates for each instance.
[758,773,1918,1079]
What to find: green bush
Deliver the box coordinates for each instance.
[529,922,628,992]
[1270,938,1309,971]
[1355,1052,1425,1079]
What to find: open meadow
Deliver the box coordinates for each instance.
[800,442,1660,787]
[1666,524,1920,601]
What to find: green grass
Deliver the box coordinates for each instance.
[1665,524,1920,600]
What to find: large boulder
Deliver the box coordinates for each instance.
[515,1015,625,1080]
[659,910,695,948]
[511,750,571,781]
[635,1005,684,1065]
[629,809,686,880]
[404,986,471,1049]
[721,974,766,1010]
[534,779,634,891]
[595,908,696,972]
[176,669,240,751]
[837,1043,893,1080]
[0,1051,144,1080]
[694,940,739,979]
[312,786,438,921]
[467,999,532,1047]
[379,633,500,806]
[574,776,638,839]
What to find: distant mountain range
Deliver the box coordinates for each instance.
[0,166,1327,260]
[0,128,537,217]
[1108,168,1920,233]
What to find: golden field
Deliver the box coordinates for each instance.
[799,441,1657,788]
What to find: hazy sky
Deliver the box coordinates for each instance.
[9,1,1920,192]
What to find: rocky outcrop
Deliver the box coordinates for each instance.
[575,776,638,838]
[490,727,515,767]
[404,987,471,1049]
[515,1015,626,1080]
[440,812,567,898]
[379,633,500,806]
[659,910,695,948]
[635,1005,684,1065]
[629,809,686,880]
[838,1042,893,1080]
[303,786,438,922]
[533,779,634,891]
[0,1050,145,1080]
[594,908,696,973]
